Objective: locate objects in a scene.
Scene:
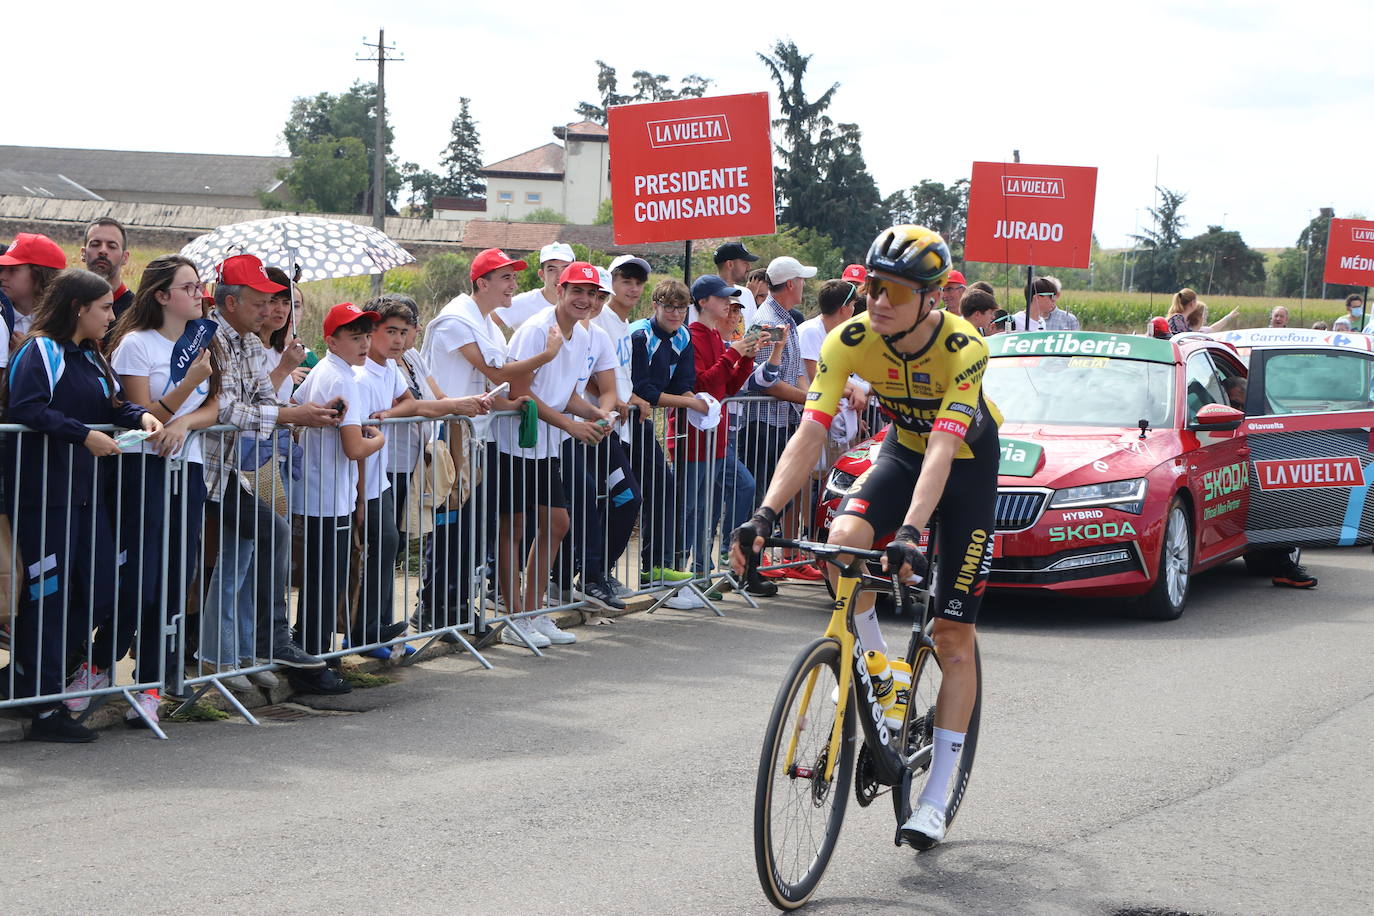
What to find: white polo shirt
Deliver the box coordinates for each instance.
[110,327,211,463]
[496,305,592,460]
[291,351,364,518]
[422,293,506,438]
[355,356,407,500]
[495,287,557,331]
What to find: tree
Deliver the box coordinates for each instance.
[743,225,845,287]
[884,179,970,259]
[278,80,401,213]
[1128,187,1188,292]
[758,40,883,261]
[399,162,442,217]
[1271,208,1363,299]
[594,198,614,225]
[278,136,370,213]
[522,207,569,224]
[1177,226,1266,295]
[576,61,713,124]
[438,97,485,199]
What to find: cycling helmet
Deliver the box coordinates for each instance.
[865,225,952,289]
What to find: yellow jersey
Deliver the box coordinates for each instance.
[802,311,1002,459]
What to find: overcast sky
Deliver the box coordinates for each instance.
[12,0,1371,250]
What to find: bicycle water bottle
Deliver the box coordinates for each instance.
[887,659,913,732]
[864,651,897,716]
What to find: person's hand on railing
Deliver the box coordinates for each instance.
[284,401,345,428]
[881,525,929,583]
[628,394,651,419]
[566,418,608,445]
[84,429,121,457]
[151,417,190,457]
[729,506,777,576]
[687,395,710,415]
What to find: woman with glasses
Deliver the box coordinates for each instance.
[73,255,220,730]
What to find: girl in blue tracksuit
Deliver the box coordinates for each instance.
[4,268,158,742]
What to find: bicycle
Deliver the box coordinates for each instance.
[751,535,982,910]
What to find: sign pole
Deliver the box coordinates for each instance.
[684,240,693,285]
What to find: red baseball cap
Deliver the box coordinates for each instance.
[558,261,601,286]
[944,269,967,287]
[470,248,528,283]
[323,302,381,337]
[218,254,285,293]
[841,264,867,284]
[0,233,67,270]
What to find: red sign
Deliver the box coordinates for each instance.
[964,161,1098,269]
[608,93,776,245]
[1254,456,1363,491]
[1323,218,1374,286]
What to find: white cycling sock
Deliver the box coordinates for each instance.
[855,606,888,657]
[917,727,965,810]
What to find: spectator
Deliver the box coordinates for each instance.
[1333,316,1353,332]
[710,242,761,329]
[940,269,967,311]
[1312,320,1329,331]
[421,249,552,639]
[1338,294,1369,332]
[1166,288,1203,336]
[1011,276,1080,331]
[0,233,67,347]
[495,261,612,647]
[840,264,868,314]
[989,309,1010,334]
[969,280,996,295]
[262,267,313,401]
[496,242,574,331]
[4,268,159,742]
[630,278,708,605]
[551,267,629,616]
[80,218,133,321]
[959,288,999,335]
[289,303,381,671]
[680,275,761,594]
[78,255,220,728]
[745,267,770,309]
[1189,300,1240,333]
[197,255,334,693]
[741,256,812,498]
[1269,305,1290,328]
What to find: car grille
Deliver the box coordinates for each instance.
[995,490,1047,531]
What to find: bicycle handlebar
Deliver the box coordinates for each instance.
[762,537,885,564]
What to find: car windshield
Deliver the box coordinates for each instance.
[1260,350,1374,414]
[985,355,1175,428]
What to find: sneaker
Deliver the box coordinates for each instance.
[606,574,634,599]
[547,582,588,607]
[702,585,724,601]
[898,800,947,850]
[500,618,551,649]
[63,663,110,712]
[786,563,825,582]
[757,566,788,579]
[125,690,161,729]
[199,663,254,691]
[289,667,353,696]
[247,667,280,689]
[1272,562,1317,589]
[662,590,705,610]
[27,710,98,743]
[581,578,627,611]
[271,642,326,669]
[643,566,694,585]
[532,613,577,645]
[742,576,779,598]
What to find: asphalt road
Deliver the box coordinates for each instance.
[2,547,1372,915]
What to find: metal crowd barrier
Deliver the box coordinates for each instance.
[0,391,860,739]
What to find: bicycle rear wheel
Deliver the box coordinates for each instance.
[754,637,855,910]
[892,627,981,841]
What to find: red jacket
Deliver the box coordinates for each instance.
[670,321,753,461]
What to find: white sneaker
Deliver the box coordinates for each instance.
[532,613,577,645]
[500,618,551,648]
[899,800,947,849]
[63,663,110,711]
[125,690,161,729]
[662,589,705,610]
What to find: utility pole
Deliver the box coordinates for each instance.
[359,29,403,295]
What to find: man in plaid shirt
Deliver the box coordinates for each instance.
[197,255,341,689]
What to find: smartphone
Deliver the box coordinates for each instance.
[765,326,784,342]
[488,381,510,398]
[329,397,346,417]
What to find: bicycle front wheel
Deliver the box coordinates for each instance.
[754,638,856,910]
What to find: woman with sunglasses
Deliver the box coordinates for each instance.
[732,225,1000,850]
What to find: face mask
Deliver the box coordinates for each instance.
[1352,307,1364,318]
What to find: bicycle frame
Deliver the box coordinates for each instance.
[769,538,933,789]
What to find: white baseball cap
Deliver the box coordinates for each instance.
[595,267,614,295]
[766,256,818,284]
[608,254,652,276]
[686,392,723,431]
[539,242,576,264]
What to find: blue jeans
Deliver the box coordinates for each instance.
[720,439,757,541]
[198,532,256,667]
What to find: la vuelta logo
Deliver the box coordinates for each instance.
[646,114,731,148]
[1352,228,1374,243]
[1001,175,1066,198]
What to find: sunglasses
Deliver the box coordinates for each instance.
[864,275,929,308]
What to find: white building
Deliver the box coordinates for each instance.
[434,121,610,223]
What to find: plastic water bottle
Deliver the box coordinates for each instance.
[864,651,897,716]
[887,659,913,732]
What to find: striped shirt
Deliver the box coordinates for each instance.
[743,296,803,427]
[202,309,282,501]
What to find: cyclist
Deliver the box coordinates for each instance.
[731,225,1000,849]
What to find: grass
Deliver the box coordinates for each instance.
[167,700,232,722]
[343,670,394,688]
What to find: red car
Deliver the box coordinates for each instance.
[817,330,1251,619]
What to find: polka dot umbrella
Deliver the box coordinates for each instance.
[180,215,416,283]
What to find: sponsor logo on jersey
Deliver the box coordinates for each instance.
[911,372,930,384]
[947,402,976,417]
[888,368,900,379]
[952,529,988,594]
[806,390,821,401]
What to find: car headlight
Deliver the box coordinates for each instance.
[825,469,857,501]
[1049,478,1147,514]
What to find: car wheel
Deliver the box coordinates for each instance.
[1133,498,1192,620]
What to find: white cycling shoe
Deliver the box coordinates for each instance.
[898,800,946,850]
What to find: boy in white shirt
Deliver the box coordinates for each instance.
[494,242,573,331]
[495,262,613,648]
[292,303,385,660]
